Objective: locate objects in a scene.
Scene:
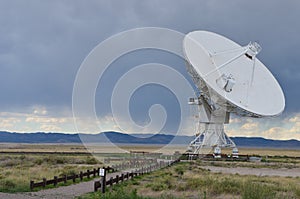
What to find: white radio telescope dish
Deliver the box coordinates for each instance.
[183,31,285,155]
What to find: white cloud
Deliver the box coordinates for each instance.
[0,118,20,129]
[33,106,48,115]
[0,106,299,141]
[229,117,241,124]
[288,115,300,123]
[25,117,67,123]
[40,124,62,132]
[241,122,259,131]
[0,106,75,133]
[225,113,300,140]
[262,127,300,140]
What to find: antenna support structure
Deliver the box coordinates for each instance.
[183,31,285,159]
[187,94,237,157]
[186,41,262,157]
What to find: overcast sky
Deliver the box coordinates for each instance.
[0,1,300,140]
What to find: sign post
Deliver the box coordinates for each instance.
[99,168,106,193]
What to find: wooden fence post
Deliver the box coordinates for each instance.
[94,181,100,192]
[72,174,76,183]
[42,178,46,188]
[87,170,90,178]
[109,177,113,186]
[30,180,34,190]
[129,172,131,178]
[80,171,83,181]
[121,173,124,182]
[116,175,119,184]
[93,168,96,177]
[64,175,67,183]
[54,176,58,186]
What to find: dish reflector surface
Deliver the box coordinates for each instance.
[183,31,285,117]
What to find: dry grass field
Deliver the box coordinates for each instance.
[0,143,89,153]
[80,161,300,199]
[1,143,299,156]
[0,148,103,192]
[221,147,300,157]
[0,153,103,192]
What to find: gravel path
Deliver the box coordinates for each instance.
[201,166,300,177]
[0,170,132,199]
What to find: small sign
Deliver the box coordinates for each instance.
[99,168,105,177]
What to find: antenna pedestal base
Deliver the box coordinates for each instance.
[187,123,236,155]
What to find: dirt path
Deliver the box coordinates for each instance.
[201,166,300,177]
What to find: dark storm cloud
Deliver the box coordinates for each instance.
[0,1,121,110]
[0,0,299,115]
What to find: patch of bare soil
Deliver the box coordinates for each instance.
[201,166,300,177]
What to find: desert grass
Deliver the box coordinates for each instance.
[0,143,88,153]
[0,153,102,192]
[197,157,300,169]
[1,143,299,156]
[221,147,300,157]
[81,161,300,199]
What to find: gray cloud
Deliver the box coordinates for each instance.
[0,0,299,131]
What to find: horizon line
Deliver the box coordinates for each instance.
[1,130,299,142]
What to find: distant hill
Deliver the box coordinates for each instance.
[232,137,300,149]
[0,131,299,149]
[0,131,81,143]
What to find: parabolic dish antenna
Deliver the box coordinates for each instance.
[183,31,285,155]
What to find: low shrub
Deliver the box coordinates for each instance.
[242,181,276,199]
[80,187,152,199]
[86,157,98,164]
[175,166,184,176]
[1,179,16,190]
[146,182,168,191]
[59,166,77,177]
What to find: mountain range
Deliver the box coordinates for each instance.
[0,131,299,149]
